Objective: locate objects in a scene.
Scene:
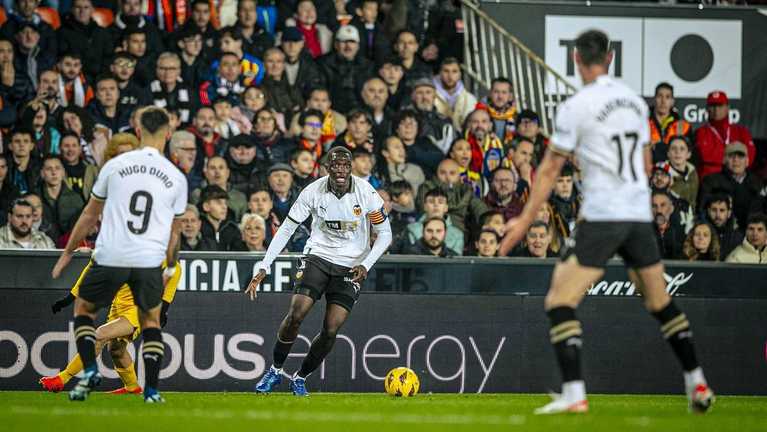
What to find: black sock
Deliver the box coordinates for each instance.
[298,331,336,378]
[547,306,583,383]
[652,301,699,371]
[142,328,164,391]
[74,315,97,373]
[273,335,295,369]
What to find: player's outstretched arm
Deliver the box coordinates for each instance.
[499,150,568,256]
[52,198,105,279]
[245,217,302,301]
[358,217,392,279]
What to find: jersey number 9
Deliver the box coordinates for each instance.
[128,190,154,234]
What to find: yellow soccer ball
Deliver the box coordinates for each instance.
[384,367,420,397]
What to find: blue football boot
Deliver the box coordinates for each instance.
[144,387,166,404]
[255,366,283,394]
[68,368,102,402]
[290,374,309,397]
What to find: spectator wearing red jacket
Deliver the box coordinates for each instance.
[694,90,756,179]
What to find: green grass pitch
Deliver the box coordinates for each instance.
[1,392,765,432]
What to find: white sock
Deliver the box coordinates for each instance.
[271,365,283,374]
[562,380,586,402]
[684,367,706,395]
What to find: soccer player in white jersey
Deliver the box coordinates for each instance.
[245,147,392,396]
[501,30,714,415]
[51,107,188,403]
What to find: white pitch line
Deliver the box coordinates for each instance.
[7,405,527,426]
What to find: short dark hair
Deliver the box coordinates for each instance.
[655,82,674,97]
[140,108,170,135]
[123,25,147,38]
[59,51,82,61]
[41,154,64,167]
[290,148,313,162]
[192,0,210,8]
[94,73,119,87]
[219,51,240,62]
[394,109,418,129]
[200,185,229,204]
[218,26,242,41]
[439,57,460,70]
[248,187,272,200]
[10,127,34,140]
[299,109,324,126]
[423,216,446,231]
[560,162,575,178]
[9,198,32,214]
[478,228,501,243]
[388,180,413,197]
[651,189,673,202]
[529,220,549,232]
[746,213,767,230]
[705,193,732,210]
[112,52,137,64]
[479,210,503,226]
[668,135,691,152]
[575,29,610,67]
[424,188,448,201]
[395,29,417,43]
[346,108,372,125]
[491,77,513,89]
[352,147,373,160]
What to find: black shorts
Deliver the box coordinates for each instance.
[77,262,164,312]
[293,255,360,312]
[562,221,661,269]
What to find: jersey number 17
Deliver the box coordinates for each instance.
[610,131,639,182]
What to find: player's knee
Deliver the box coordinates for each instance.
[287,310,306,328]
[322,326,339,339]
[108,341,125,358]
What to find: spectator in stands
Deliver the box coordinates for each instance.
[289,148,317,190]
[19,102,59,156]
[200,52,248,107]
[276,0,336,33]
[286,0,333,59]
[110,0,165,59]
[385,180,417,241]
[102,131,138,164]
[474,228,501,257]
[261,47,303,124]
[378,55,406,111]
[253,107,295,165]
[682,221,720,262]
[0,198,55,249]
[726,214,767,264]
[667,136,699,211]
[168,130,203,193]
[290,109,324,164]
[394,29,431,83]
[188,106,225,158]
[393,108,443,178]
[401,216,457,257]
[150,52,197,126]
[0,157,20,226]
[351,0,390,65]
[704,193,744,258]
[58,105,102,165]
[37,155,84,245]
[652,190,685,259]
[14,23,56,92]
[351,148,382,189]
[5,128,41,194]
[56,51,94,108]
[267,163,299,221]
[247,187,282,247]
[237,213,267,252]
[699,142,763,230]
[212,95,243,139]
[512,221,553,258]
[213,26,265,87]
[648,82,692,164]
[483,167,524,222]
[695,90,756,178]
[280,27,325,97]
[2,0,57,60]
[417,158,488,234]
[651,161,694,232]
[87,74,130,134]
[380,136,425,193]
[226,134,265,195]
[59,133,96,201]
[465,108,505,180]
[179,204,216,251]
[289,87,346,145]
[184,0,219,61]
[0,37,33,109]
[402,188,463,255]
[360,77,392,140]
[549,163,581,240]
[110,53,151,113]
[505,137,534,196]
[31,70,62,122]
[534,201,561,254]
[332,109,375,153]
[433,57,477,132]
[192,156,248,222]
[448,138,482,197]
[20,192,51,238]
[318,25,374,115]
[511,110,548,166]
[198,185,245,251]
[57,0,114,81]
[408,77,454,154]
[119,27,155,87]
[476,77,516,145]
[176,26,209,90]
[479,210,506,238]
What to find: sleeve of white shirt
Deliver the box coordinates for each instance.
[90,159,116,200]
[360,190,392,271]
[173,177,189,217]
[639,99,652,147]
[285,184,314,224]
[549,100,579,155]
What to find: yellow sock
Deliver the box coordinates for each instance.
[58,355,84,385]
[115,364,139,391]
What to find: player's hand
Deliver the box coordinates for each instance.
[499,216,533,256]
[349,265,368,283]
[51,251,73,279]
[245,269,267,301]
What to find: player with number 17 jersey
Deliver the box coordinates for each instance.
[551,75,652,222]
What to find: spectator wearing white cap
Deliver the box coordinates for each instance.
[317,24,375,116]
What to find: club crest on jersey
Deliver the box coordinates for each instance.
[353,205,362,216]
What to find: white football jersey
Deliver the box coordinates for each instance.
[91,146,188,267]
[550,75,652,222]
[288,175,386,268]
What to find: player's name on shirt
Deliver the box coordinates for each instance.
[595,98,643,123]
[117,164,177,189]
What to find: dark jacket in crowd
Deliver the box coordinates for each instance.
[0,181,20,226]
[235,22,274,59]
[654,222,686,260]
[39,183,85,245]
[225,153,267,196]
[707,216,745,259]
[483,191,524,222]
[261,75,303,123]
[404,137,444,179]
[351,17,391,66]
[401,238,458,257]
[2,15,57,60]
[180,233,219,251]
[4,155,42,195]
[255,134,296,166]
[57,14,114,80]
[87,100,131,134]
[286,52,325,97]
[699,168,764,230]
[317,52,374,115]
[109,14,165,57]
[416,178,489,233]
[200,217,245,251]
[117,80,153,113]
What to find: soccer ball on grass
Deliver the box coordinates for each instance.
[384,367,420,397]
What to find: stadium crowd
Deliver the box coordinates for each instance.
[0,0,765,263]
